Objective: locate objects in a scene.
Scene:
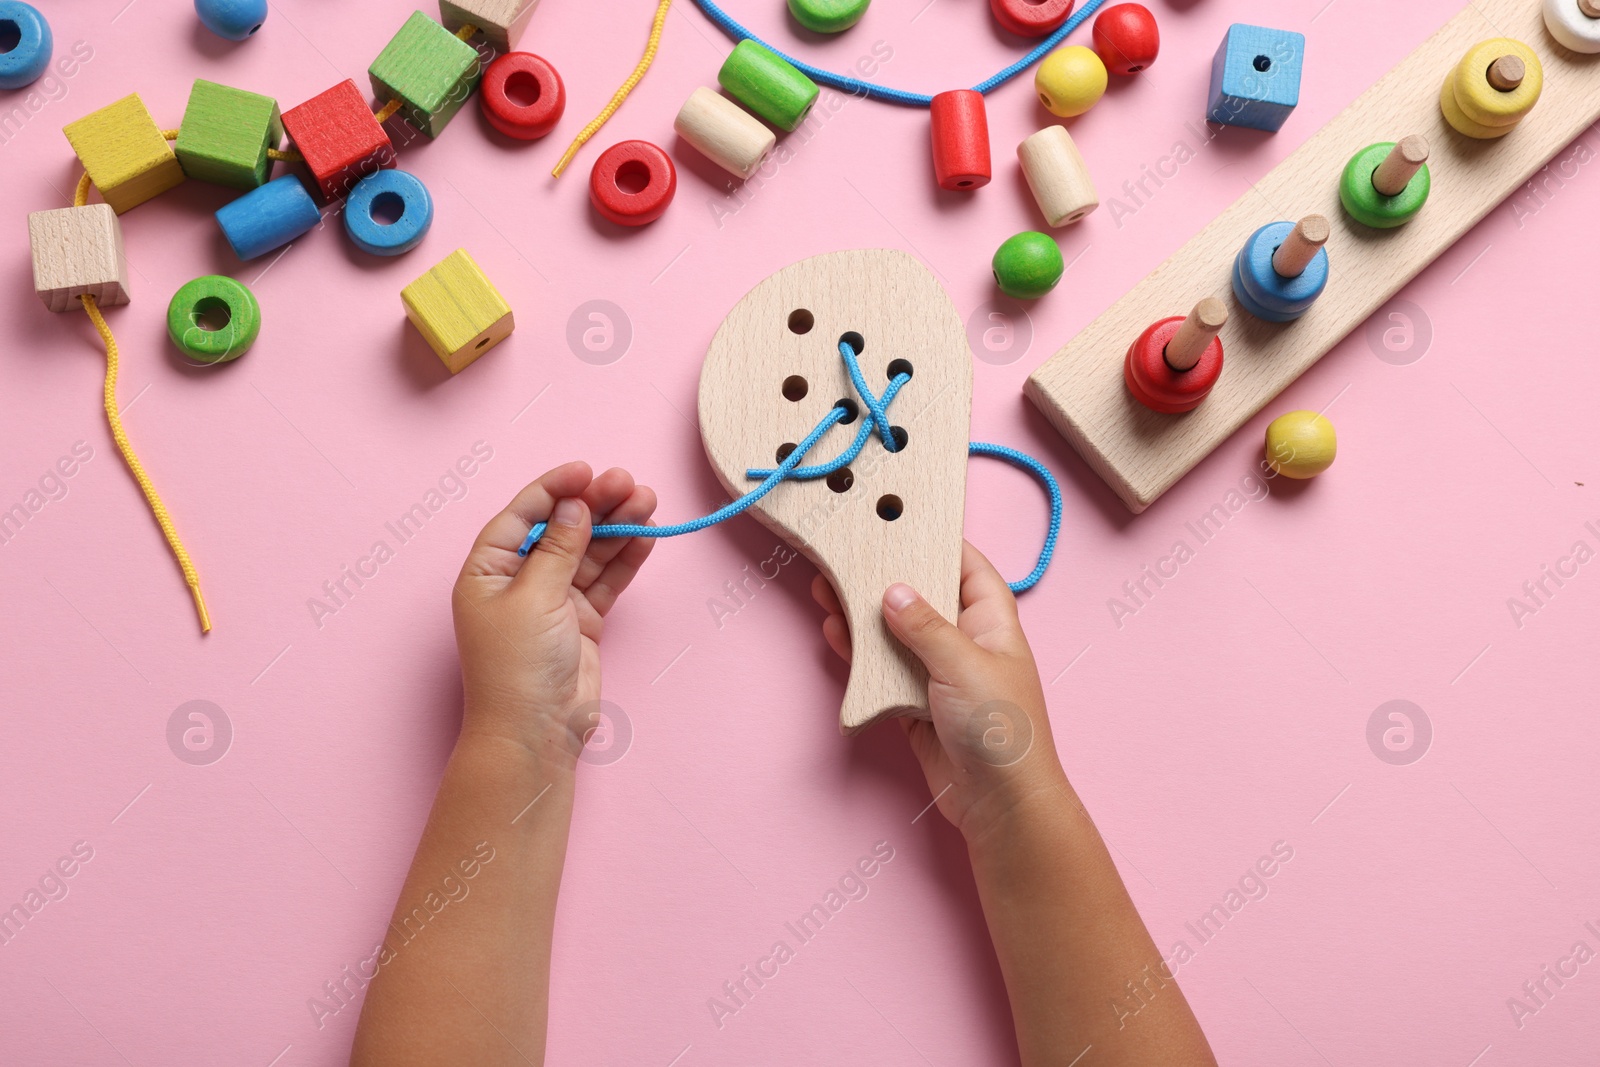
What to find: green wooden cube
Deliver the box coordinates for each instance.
[368,11,483,139]
[174,79,283,190]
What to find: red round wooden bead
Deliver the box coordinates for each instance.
[481,52,566,140]
[929,90,991,191]
[989,0,1075,37]
[1092,3,1160,75]
[589,140,677,227]
[1123,317,1223,413]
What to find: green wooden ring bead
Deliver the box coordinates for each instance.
[1339,142,1430,229]
[166,275,261,363]
[786,0,870,34]
[992,231,1064,299]
[717,40,820,132]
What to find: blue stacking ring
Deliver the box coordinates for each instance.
[344,170,433,256]
[0,2,52,90]
[1231,221,1329,323]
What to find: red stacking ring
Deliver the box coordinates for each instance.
[481,52,565,140]
[1123,317,1223,414]
[589,140,677,227]
[989,0,1076,37]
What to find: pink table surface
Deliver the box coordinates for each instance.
[4,0,1599,1063]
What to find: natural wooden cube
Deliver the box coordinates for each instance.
[401,248,513,373]
[280,79,396,201]
[369,11,483,139]
[438,0,539,53]
[28,205,131,313]
[175,79,284,189]
[61,93,185,214]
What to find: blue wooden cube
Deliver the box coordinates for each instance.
[1206,24,1305,132]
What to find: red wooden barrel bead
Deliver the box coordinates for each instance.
[1123,317,1223,413]
[589,140,677,226]
[929,90,991,191]
[481,52,566,140]
[989,0,1075,37]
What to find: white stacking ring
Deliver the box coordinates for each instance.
[1544,0,1600,54]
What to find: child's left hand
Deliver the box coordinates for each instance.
[452,462,657,766]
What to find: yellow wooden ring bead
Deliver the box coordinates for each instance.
[1439,74,1516,139]
[1034,45,1107,118]
[1265,410,1336,479]
[1450,38,1542,128]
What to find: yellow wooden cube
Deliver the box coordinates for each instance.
[438,0,539,53]
[401,249,514,373]
[28,205,131,313]
[62,93,185,214]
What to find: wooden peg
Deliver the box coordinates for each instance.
[1582,0,1600,18]
[1371,134,1429,196]
[1165,298,1227,372]
[1271,214,1329,279]
[1487,53,1525,91]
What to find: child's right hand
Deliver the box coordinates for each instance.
[810,542,1069,843]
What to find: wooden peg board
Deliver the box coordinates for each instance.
[698,250,973,735]
[1025,0,1600,513]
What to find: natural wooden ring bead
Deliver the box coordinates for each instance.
[929,90,991,191]
[481,52,565,140]
[1449,39,1543,127]
[589,140,676,227]
[0,1,52,90]
[345,169,433,256]
[1543,0,1600,53]
[1231,222,1329,323]
[1340,143,1430,228]
[166,275,261,364]
[1123,317,1222,413]
[990,0,1075,38]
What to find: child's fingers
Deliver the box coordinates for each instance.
[881,583,980,686]
[513,497,593,602]
[575,477,655,589]
[821,613,852,663]
[581,526,657,618]
[954,540,1024,644]
[462,462,594,577]
[810,573,843,616]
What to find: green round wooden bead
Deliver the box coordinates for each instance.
[787,0,870,33]
[166,275,261,363]
[992,232,1064,299]
[1339,142,1430,229]
[717,40,820,132]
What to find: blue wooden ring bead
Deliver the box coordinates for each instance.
[1231,221,1328,320]
[194,0,268,41]
[344,169,433,256]
[0,2,52,90]
[216,175,322,261]
[1339,142,1430,229]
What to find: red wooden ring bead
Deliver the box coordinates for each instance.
[481,52,566,140]
[589,140,677,227]
[989,0,1075,38]
[930,90,991,191]
[1123,317,1223,413]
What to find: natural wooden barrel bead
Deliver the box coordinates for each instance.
[674,87,775,180]
[989,0,1074,38]
[1543,0,1600,53]
[27,205,130,312]
[1124,298,1226,414]
[62,93,185,214]
[1017,125,1098,227]
[929,90,990,191]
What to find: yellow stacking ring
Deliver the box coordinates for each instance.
[1448,38,1542,129]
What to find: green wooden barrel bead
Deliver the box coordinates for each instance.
[717,40,820,132]
[1339,142,1430,229]
[992,231,1064,299]
[166,275,261,363]
[787,0,870,34]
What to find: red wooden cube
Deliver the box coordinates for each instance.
[281,79,396,201]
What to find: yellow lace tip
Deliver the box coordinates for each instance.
[192,585,212,633]
[456,22,477,39]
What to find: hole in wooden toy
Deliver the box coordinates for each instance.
[1039,93,1052,107]
[1253,54,1272,72]
[826,467,854,493]
[475,335,491,349]
[782,375,808,401]
[876,494,903,521]
[956,179,974,188]
[249,22,262,34]
[1127,64,1144,72]
[839,331,865,356]
[776,442,799,464]
[505,70,543,107]
[0,20,19,52]
[787,308,814,334]
[193,297,232,333]
[889,425,908,452]
[834,398,859,424]
[370,191,406,226]
[614,160,651,195]
[887,358,914,382]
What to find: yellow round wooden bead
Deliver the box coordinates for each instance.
[1265,410,1336,479]
[1450,38,1542,128]
[1034,45,1107,118]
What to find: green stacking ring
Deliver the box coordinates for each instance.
[166,275,261,363]
[1340,142,1430,229]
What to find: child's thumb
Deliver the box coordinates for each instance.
[515,497,592,600]
[882,583,976,685]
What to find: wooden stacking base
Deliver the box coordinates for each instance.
[1025,0,1600,512]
